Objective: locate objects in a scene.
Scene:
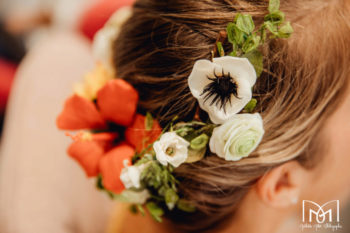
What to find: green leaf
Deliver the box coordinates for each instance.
[140,162,163,189]
[96,175,104,190]
[137,204,145,216]
[190,134,209,150]
[264,11,285,25]
[145,112,154,131]
[227,22,245,45]
[278,21,293,38]
[236,14,255,34]
[146,202,164,222]
[216,42,225,57]
[186,148,206,163]
[175,127,193,137]
[268,0,280,13]
[264,21,279,36]
[227,22,236,44]
[165,189,179,210]
[158,186,167,196]
[261,27,267,43]
[177,199,196,213]
[242,35,261,54]
[129,204,138,214]
[244,98,258,113]
[243,50,263,77]
[229,50,237,57]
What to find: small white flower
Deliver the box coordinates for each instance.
[209,113,264,161]
[188,56,257,124]
[120,160,145,189]
[92,6,132,72]
[117,189,150,204]
[153,132,190,167]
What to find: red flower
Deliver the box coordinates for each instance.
[57,77,161,194]
[57,79,138,130]
[57,94,106,130]
[99,144,134,193]
[125,114,162,152]
[68,132,118,177]
[97,79,138,126]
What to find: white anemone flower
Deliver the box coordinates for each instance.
[188,56,257,124]
[153,132,190,167]
[92,6,132,72]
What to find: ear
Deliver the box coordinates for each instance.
[255,161,307,208]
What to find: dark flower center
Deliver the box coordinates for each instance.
[200,68,240,112]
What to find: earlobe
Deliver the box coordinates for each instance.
[255,161,306,208]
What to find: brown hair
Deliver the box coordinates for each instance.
[113,0,350,232]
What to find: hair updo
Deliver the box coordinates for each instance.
[113,0,350,232]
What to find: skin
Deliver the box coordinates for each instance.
[117,83,350,233]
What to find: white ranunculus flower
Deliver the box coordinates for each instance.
[153,132,190,167]
[120,160,145,189]
[188,56,257,124]
[209,113,264,161]
[92,6,132,71]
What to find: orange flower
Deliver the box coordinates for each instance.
[67,132,118,177]
[125,114,162,152]
[99,144,135,194]
[57,79,138,130]
[57,77,163,194]
[97,79,138,126]
[56,94,106,130]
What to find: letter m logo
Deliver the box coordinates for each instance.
[302,200,340,224]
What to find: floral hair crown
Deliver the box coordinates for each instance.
[56,0,292,222]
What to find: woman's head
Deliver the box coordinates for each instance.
[113,0,350,232]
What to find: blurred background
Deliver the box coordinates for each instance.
[0,0,349,233]
[0,1,135,232]
[0,0,134,133]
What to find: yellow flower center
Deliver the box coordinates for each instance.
[166,147,175,156]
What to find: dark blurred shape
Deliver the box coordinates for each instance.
[0,22,26,63]
[0,22,26,135]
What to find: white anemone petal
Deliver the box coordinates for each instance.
[213,56,257,86]
[188,59,221,98]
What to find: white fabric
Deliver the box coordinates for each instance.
[0,32,113,233]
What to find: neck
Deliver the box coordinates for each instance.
[220,190,289,233]
[118,189,296,233]
[116,204,173,233]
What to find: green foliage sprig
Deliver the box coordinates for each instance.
[132,120,215,221]
[220,0,293,77]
